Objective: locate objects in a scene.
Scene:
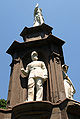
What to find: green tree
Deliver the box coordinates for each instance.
[0,99,7,109]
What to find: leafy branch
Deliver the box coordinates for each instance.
[0,99,7,109]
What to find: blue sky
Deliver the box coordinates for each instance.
[0,0,80,102]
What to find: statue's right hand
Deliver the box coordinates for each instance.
[21,68,28,77]
[21,68,25,74]
[21,68,24,71]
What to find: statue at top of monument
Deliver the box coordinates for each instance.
[21,51,48,101]
[62,64,76,99]
[33,3,45,27]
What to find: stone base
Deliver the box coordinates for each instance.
[0,108,12,119]
[12,101,53,119]
[6,99,80,119]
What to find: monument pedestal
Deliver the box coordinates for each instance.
[12,101,53,119]
[11,99,80,119]
[0,99,80,119]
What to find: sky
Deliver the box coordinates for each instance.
[0,0,80,102]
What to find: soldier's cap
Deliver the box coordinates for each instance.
[31,51,38,57]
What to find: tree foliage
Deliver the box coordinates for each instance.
[0,99,7,109]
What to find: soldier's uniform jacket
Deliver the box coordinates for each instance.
[25,61,48,81]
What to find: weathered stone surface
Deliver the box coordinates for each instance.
[0,108,12,119]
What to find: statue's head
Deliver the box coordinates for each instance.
[62,64,69,73]
[31,51,38,61]
[35,3,39,8]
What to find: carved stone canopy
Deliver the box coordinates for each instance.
[20,23,53,42]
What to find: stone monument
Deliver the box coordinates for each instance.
[0,3,80,119]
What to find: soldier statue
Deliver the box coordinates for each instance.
[21,51,48,101]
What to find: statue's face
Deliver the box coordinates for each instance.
[31,52,38,61]
[31,55,38,61]
[31,51,38,61]
[63,68,67,73]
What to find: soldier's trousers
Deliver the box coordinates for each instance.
[28,78,43,101]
